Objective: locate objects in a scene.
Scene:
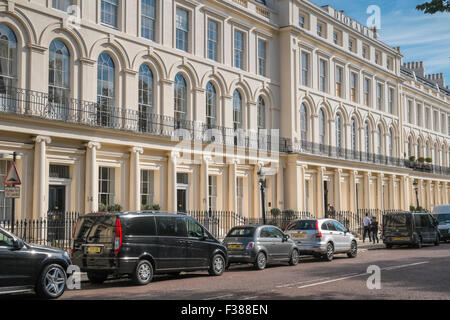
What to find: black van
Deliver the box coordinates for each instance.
[382,212,440,249]
[71,212,227,285]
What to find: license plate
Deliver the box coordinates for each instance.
[87,246,102,254]
[228,244,243,249]
[393,237,405,241]
[294,233,307,239]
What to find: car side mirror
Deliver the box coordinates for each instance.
[283,235,289,242]
[13,239,24,250]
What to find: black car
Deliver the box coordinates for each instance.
[71,212,228,285]
[0,226,72,299]
[382,212,440,248]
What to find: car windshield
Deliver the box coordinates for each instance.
[226,227,255,238]
[437,214,450,225]
[383,214,412,231]
[286,220,316,231]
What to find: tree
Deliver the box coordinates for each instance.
[416,0,450,14]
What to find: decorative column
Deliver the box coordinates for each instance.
[200,155,211,211]
[376,173,384,211]
[27,44,47,93]
[130,147,144,211]
[426,180,432,210]
[33,136,51,220]
[228,160,238,213]
[389,175,396,210]
[316,167,325,218]
[349,171,358,213]
[363,172,371,209]
[334,169,343,211]
[400,176,409,211]
[84,142,101,213]
[167,151,179,212]
[276,160,285,211]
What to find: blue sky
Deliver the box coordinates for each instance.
[312,0,450,84]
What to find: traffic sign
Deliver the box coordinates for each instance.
[5,186,20,199]
[3,161,21,186]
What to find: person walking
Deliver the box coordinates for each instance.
[370,217,379,244]
[363,214,371,243]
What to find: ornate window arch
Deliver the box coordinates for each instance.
[138,64,154,132]
[48,39,71,120]
[0,25,18,96]
[206,81,217,128]
[97,52,116,126]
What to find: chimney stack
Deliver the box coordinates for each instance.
[406,61,425,77]
[427,72,446,88]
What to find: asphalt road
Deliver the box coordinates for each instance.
[54,243,450,300]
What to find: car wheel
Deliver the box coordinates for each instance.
[347,241,358,258]
[209,254,225,276]
[36,264,67,300]
[87,272,108,284]
[323,243,334,262]
[435,235,440,246]
[254,252,267,270]
[415,237,423,249]
[132,260,154,285]
[289,249,300,266]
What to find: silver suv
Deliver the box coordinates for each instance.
[285,219,358,261]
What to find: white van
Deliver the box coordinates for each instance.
[432,205,450,242]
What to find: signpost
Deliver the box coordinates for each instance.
[3,152,20,233]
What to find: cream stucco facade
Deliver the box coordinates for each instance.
[0,0,449,221]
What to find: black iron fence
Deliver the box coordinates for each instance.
[0,87,277,152]
[0,212,79,251]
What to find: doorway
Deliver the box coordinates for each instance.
[49,185,66,213]
[177,189,187,213]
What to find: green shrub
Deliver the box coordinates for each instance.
[270,208,281,217]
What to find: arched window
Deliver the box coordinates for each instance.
[233,90,242,130]
[97,52,115,126]
[351,117,357,157]
[336,113,343,151]
[300,103,308,142]
[376,125,383,155]
[48,39,70,120]
[0,25,17,104]
[174,73,187,125]
[426,141,431,158]
[206,82,217,128]
[257,96,266,130]
[408,137,414,158]
[434,145,439,166]
[138,64,153,132]
[319,108,326,146]
[388,128,395,158]
[364,121,371,155]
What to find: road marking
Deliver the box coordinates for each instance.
[203,294,234,300]
[241,296,259,300]
[296,261,430,289]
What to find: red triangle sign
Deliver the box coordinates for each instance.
[4,162,21,186]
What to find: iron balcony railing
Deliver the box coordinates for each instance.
[280,138,450,176]
[0,87,276,152]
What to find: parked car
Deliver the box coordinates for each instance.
[223,225,300,270]
[382,212,440,248]
[284,219,358,261]
[0,226,71,299]
[432,205,450,242]
[71,212,227,285]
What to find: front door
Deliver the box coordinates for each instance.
[177,189,187,213]
[49,185,65,213]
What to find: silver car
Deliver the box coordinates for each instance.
[223,225,300,270]
[285,219,358,261]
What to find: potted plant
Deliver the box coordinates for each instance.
[270,208,281,219]
[425,158,432,170]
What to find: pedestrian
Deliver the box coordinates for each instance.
[363,213,371,243]
[371,217,379,244]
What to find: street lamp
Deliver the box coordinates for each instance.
[257,168,267,225]
[413,181,420,210]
